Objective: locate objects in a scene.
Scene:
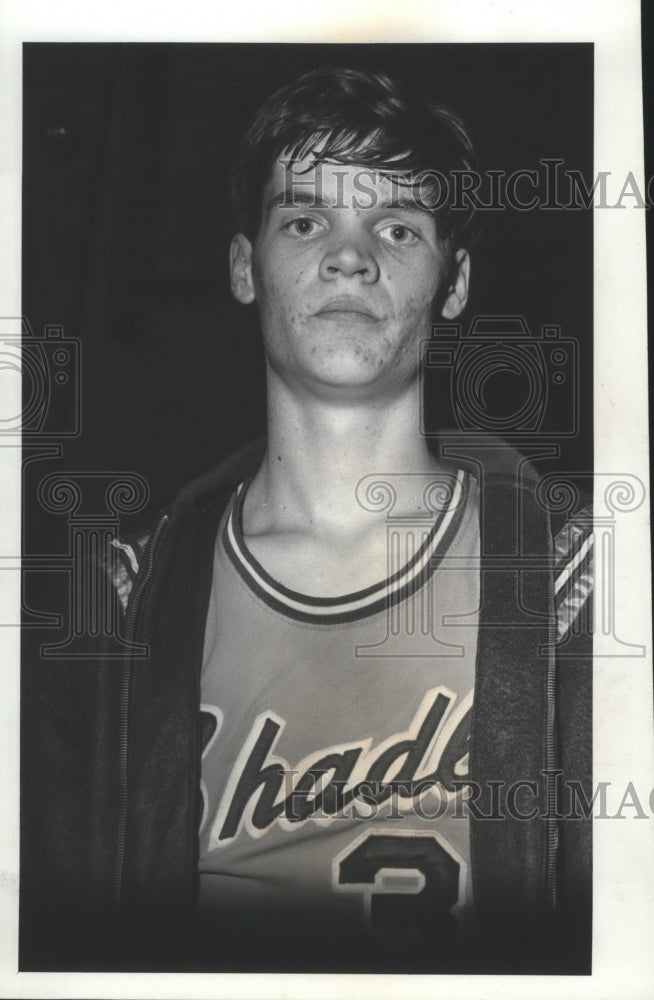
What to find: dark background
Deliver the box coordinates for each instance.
[22,43,594,546]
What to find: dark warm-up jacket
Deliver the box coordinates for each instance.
[20,437,593,974]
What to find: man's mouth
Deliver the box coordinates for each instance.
[315,297,381,321]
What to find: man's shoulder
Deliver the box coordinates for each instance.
[431,432,543,487]
[103,437,267,610]
[433,433,594,641]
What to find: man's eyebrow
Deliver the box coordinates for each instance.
[266,190,330,211]
[374,194,433,214]
[265,189,434,215]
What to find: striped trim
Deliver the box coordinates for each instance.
[554,507,594,640]
[223,470,470,624]
[108,534,150,611]
[111,539,142,578]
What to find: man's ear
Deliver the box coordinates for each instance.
[441,249,470,320]
[230,234,256,304]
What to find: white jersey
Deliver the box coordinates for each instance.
[198,469,479,969]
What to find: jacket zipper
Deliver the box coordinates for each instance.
[545,550,559,912]
[113,512,170,906]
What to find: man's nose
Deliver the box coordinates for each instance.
[319,236,380,283]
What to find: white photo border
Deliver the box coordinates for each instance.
[1,1,651,998]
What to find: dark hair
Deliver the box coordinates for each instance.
[231,66,479,250]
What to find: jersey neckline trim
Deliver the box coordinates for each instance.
[221,469,471,624]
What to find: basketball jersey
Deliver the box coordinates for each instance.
[198,468,480,970]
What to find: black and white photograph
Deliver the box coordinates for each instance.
[1,1,652,997]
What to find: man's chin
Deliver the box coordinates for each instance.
[293,363,415,401]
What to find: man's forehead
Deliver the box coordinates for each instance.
[264,152,426,212]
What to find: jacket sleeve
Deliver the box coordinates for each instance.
[553,504,593,973]
[20,531,150,970]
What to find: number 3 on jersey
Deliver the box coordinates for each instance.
[333,830,467,954]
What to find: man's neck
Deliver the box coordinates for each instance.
[244,371,441,537]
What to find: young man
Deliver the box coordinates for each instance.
[22,67,592,974]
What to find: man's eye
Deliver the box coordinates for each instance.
[283,217,322,236]
[378,223,419,245]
